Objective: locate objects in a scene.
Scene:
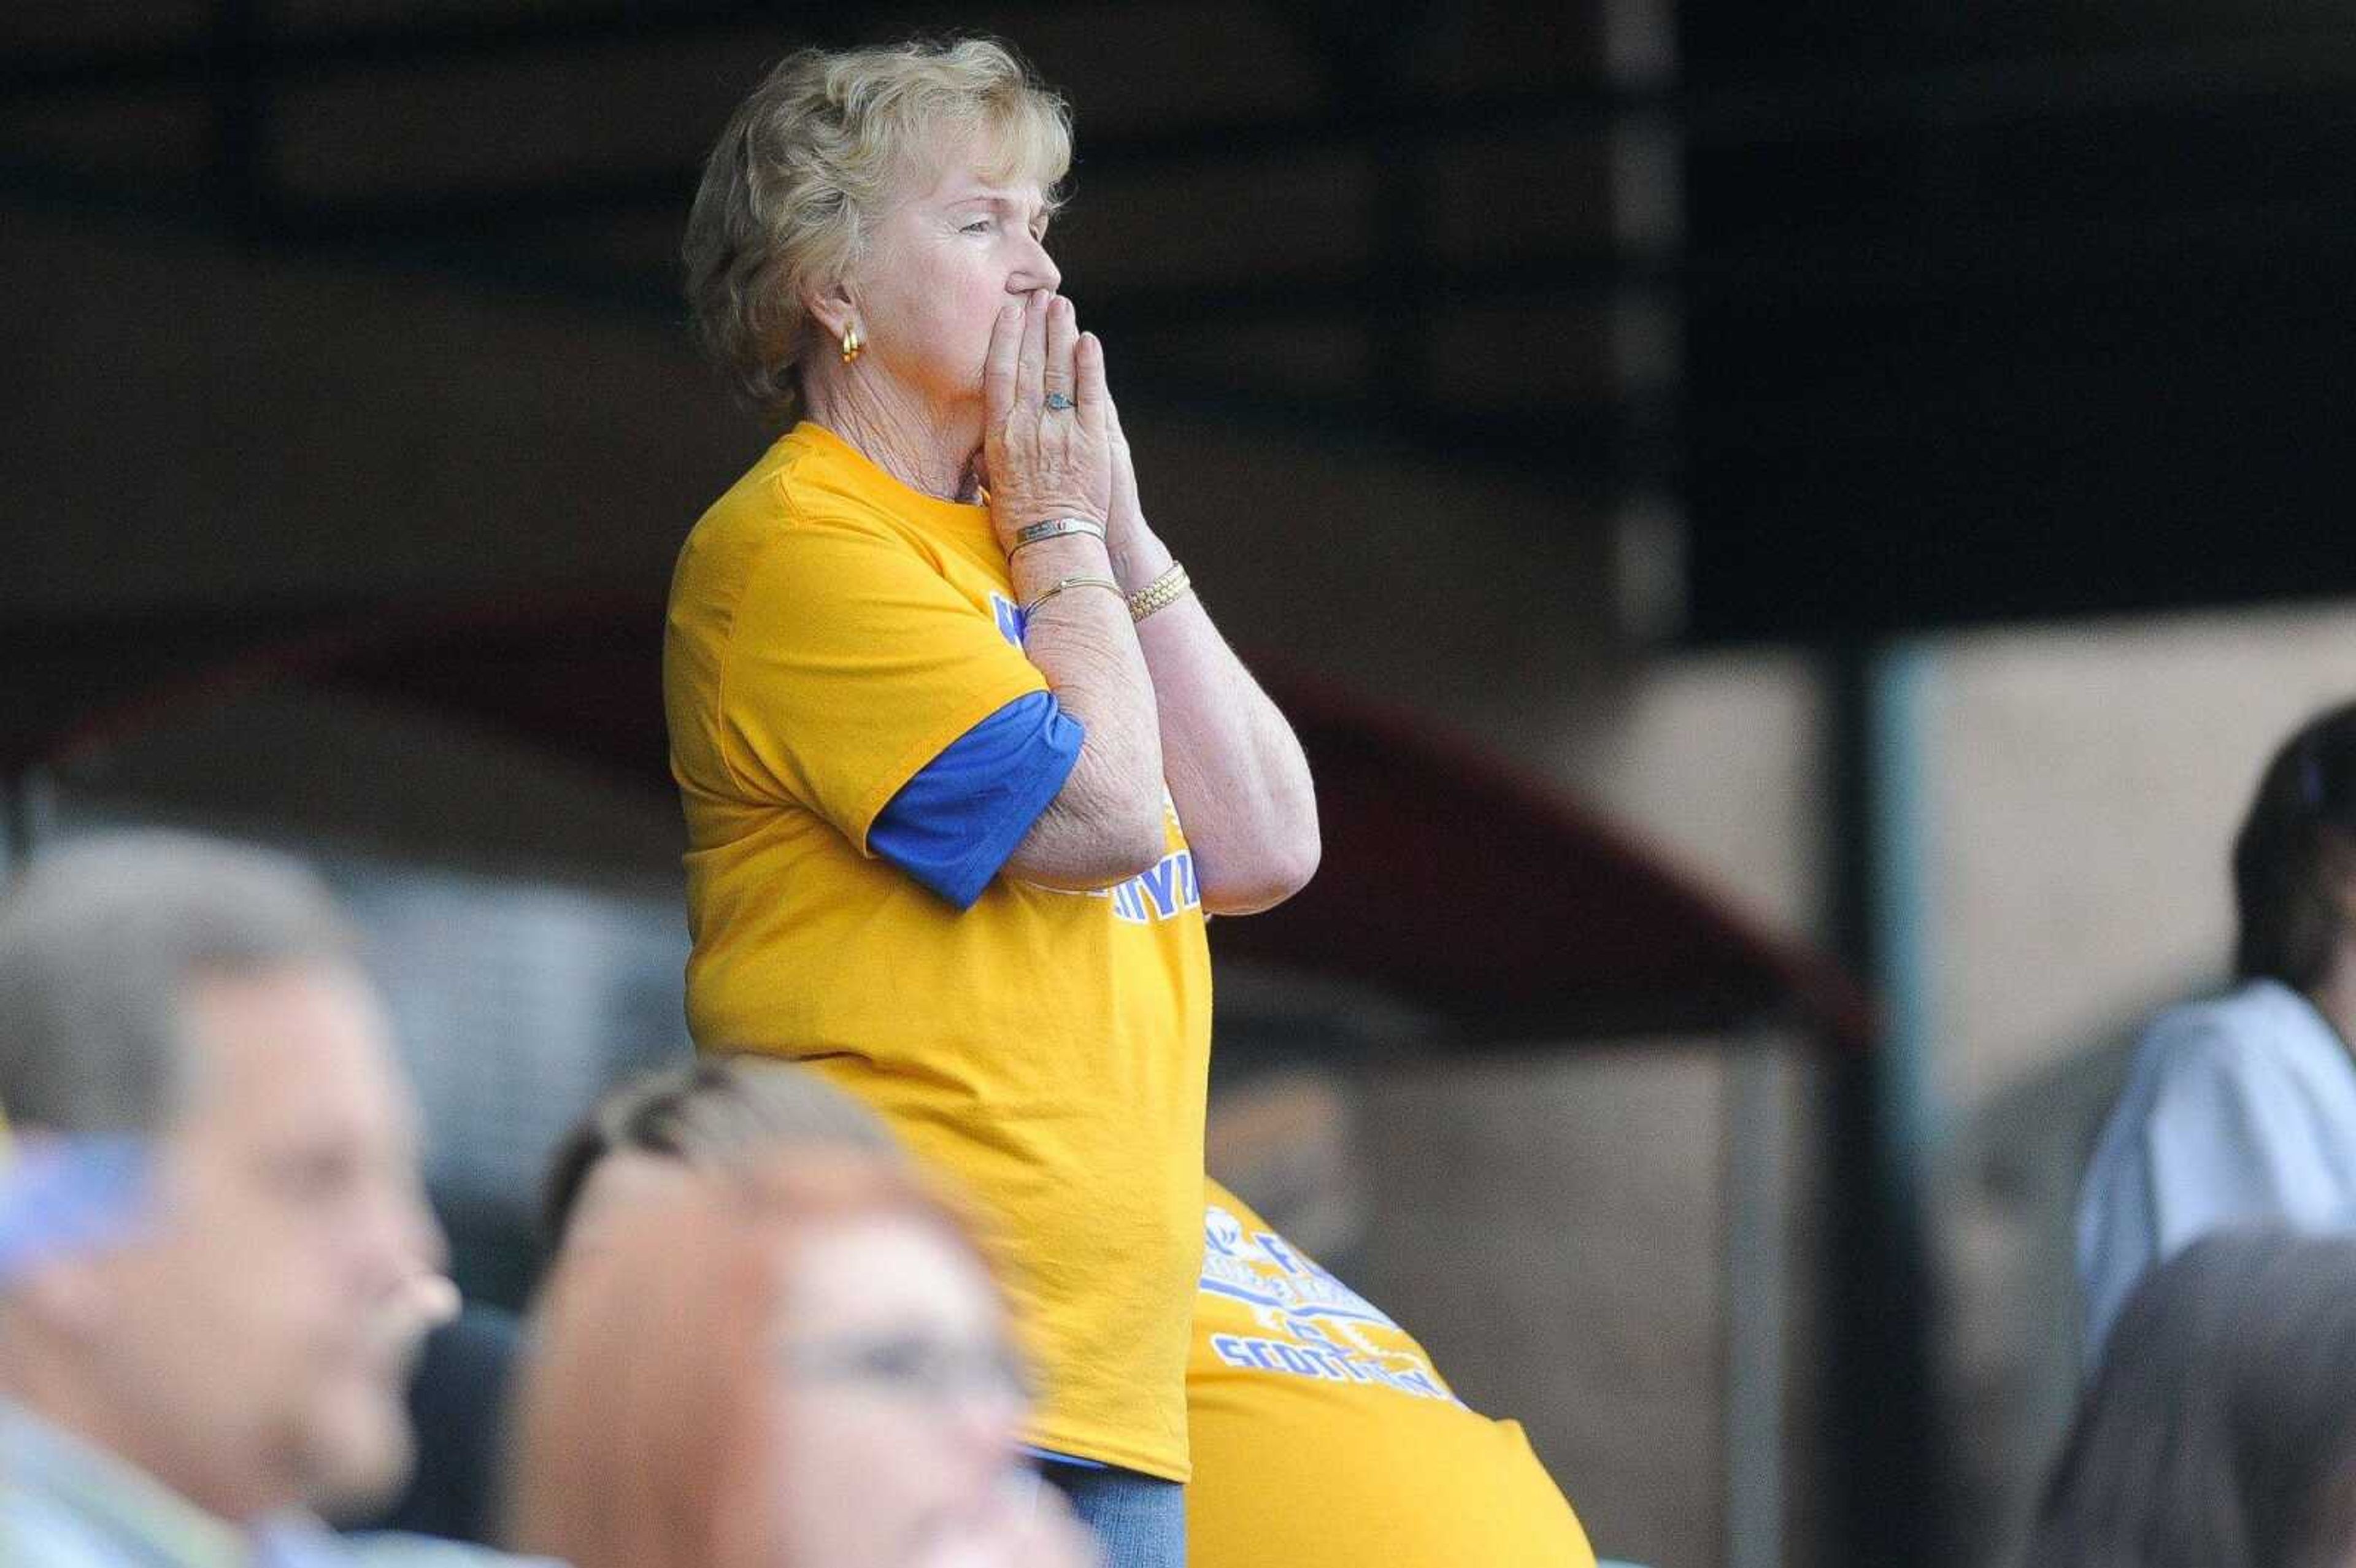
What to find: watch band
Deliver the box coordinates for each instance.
[1128,561,1191,624]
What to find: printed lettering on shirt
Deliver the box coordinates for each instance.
[1199,1204,1464,1405]
[1020,851,1199,925]
[1201,1222,1395,1329]
[991,592,1028,649]
[1207,1331,1454,1399]
[1104,792,1201,926]
[1103,848,1200,925]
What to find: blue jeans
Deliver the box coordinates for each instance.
[1040,1461,1185,1568]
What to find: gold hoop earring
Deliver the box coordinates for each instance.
[839,325,863,366]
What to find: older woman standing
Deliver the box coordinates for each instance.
[665,37,1318,1567]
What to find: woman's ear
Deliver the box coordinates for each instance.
[803,278,858,343]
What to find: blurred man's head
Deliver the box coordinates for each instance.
[0,832,443,1524]
[539,1054,898,1253]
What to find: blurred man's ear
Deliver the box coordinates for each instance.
[9,1253,118,1342]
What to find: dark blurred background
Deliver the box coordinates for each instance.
[6,4,2356,1567]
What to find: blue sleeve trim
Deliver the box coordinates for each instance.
[871,691,1084,910]
[1024,1446,1109,1470]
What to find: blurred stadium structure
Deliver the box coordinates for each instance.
[8,5,2356,1567]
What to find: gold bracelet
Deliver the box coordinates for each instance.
[1022,574,1125,616]
[1128,560,1192,623]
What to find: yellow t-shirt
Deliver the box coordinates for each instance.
[1189,1179,1599,1566]
[663,422,1212,1480]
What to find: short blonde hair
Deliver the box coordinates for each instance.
[682,37,1073,426]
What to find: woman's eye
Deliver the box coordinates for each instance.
[961,219,993,234]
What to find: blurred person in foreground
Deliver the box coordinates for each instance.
[542,1060,1598,1568]
[2080,701,2356,1357]
[667,36,1317,1561]
[0,832,532,1566]
[2026,1229,2356,1568]
[510,1137,1097,1568]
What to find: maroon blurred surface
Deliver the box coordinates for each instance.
[3,594,1872,1053]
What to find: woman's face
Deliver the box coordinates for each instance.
[768,1212,1031,1567]
[847,139,1062,415]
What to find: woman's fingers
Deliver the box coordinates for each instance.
[982,299,1024,429]
[1042,296,1079,407]
[1068,328,1112,519]
[982,294,1114,539]
[1101,367,1125,440]
[1074,329,1109,443]
[1015,290,1049,410]
[1102,371,1138,520]
[1100,357,1129,461]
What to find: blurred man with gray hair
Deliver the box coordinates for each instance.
[0,831,534,1565]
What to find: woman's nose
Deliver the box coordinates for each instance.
[1015,237,1061,296]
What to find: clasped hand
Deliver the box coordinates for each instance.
[982,291,1114,554]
